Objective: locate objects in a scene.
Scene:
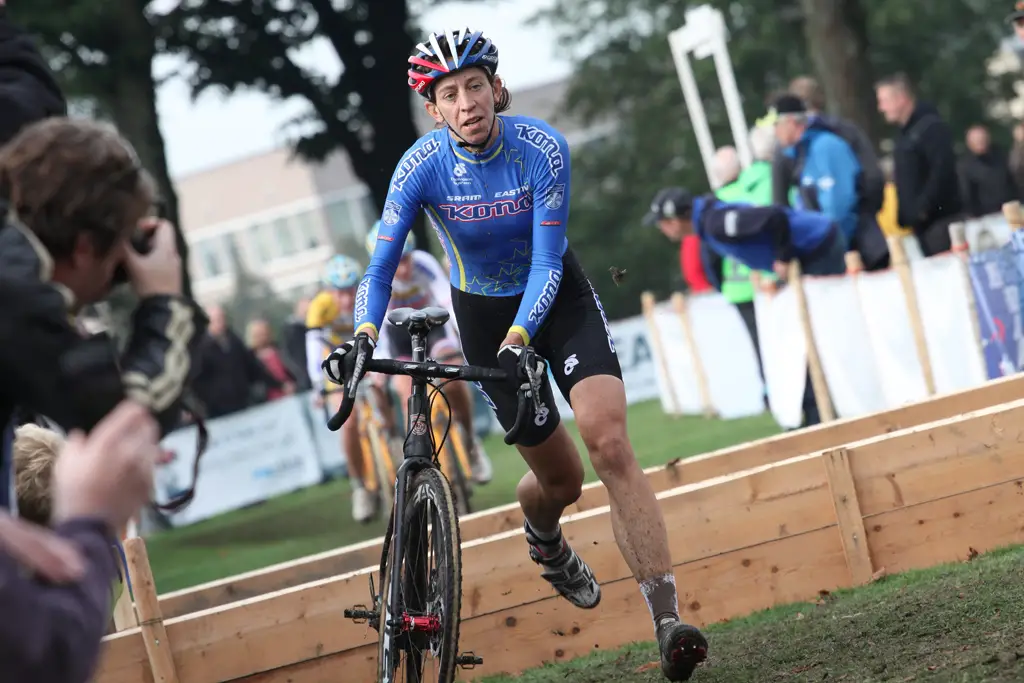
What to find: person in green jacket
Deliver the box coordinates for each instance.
[709,137,779,391]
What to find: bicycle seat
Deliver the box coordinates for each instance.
[387,306,451,329]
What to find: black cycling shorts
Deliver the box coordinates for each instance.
[384,320,460,361]
[451,247,622,447]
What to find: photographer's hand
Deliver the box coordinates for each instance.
[125,218,183,298]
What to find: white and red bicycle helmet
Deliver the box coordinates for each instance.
[407,29,499,98]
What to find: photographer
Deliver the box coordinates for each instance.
[0,117,207,478]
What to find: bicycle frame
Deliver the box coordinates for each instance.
[381,319,440,653]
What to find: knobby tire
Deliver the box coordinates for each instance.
[377,468,462,683]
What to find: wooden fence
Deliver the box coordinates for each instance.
[93,375,1024,682]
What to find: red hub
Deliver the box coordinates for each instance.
[402,614,442,634]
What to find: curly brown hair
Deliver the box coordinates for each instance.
[0,118,156,259]
[13,423,64,526]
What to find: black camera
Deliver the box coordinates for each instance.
[111,227,156,285]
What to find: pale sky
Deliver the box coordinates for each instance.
[153,0,572,179]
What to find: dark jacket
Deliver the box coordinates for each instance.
[0,8,67,144]
[0,220,208,437]
[0,518,118,683]
[692,195,836,272]
[958,148,1019,218]
[891,102,962,231]
[191,330,284,419]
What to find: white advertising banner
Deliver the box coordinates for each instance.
[154,395,324,527]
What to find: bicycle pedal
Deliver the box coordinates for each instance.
[343,604,379,625]
[456,651,484,669]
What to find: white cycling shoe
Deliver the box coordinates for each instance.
[351,486,376,524]
[470,438,493,484]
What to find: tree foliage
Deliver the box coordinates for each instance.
[157,0,458,250]
[532,0,1019,319]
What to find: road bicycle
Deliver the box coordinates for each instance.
[328,305,547,682]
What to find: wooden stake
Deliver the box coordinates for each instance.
[641,291,681,415]
[822,447,874,586]
[789,260,835,422]
[888,236,936,395]
[670,291,716,417]
[124,537,180,682]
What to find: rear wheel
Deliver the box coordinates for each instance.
[377,467,462,683]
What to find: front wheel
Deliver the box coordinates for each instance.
[377,467,462,683]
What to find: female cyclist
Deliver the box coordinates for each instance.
[326,28,708,680]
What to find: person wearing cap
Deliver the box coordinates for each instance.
[647,186,847,281]
[644,187,721,294]
[765,94,862,248]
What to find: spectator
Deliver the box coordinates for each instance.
[645,186,847,279]
[875,72,963,256]
[1009,122,1024,196]
[768,94,862,250]
[13,422,126,614]
[769,78,889,270]
[771,77,886,216]
[644,187,720,294]
[958,124,1019,217]
[280,297,312,392]
[710,144,774,388]
[0,400,160,683]
[190,305,284,419]
[0,118,206,511]
[246,318,296,402]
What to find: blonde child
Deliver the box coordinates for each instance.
[13,423,127,613]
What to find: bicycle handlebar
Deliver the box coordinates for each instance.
[326,357,534,445]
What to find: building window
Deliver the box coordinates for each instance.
[323,197,365,255]
[271,215,298,257]
[245,222,275,266]
[192,236,229,279]
[293,209,325,250]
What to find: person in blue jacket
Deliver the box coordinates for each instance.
[648,187,847,280]
[769,94,861,246]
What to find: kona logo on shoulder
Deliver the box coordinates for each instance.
[514,123,564,178]
[438,194,533,222]
[391,139,441,192]
[527,269,562,324]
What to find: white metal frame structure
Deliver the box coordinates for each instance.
[667,5,752,188]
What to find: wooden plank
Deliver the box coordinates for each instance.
[124,538,179,683]
[222,398,1024,683]
[97,451,836,683]
[97,392,1024,683]
[158,373,1024,620]
[822,447,874,585]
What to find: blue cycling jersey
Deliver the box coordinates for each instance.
[354,114,571,345]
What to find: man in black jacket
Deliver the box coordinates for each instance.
[875,72,963,256]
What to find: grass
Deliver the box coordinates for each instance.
[146,399,781,592]
[480,543,1024,683]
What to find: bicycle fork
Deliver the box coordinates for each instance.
[343,460,483,672]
